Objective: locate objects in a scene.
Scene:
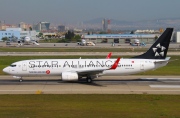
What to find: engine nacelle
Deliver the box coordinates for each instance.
[24,37,31,42]
[61,72,78,81]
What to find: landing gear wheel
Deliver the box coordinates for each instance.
[86,77,92,83]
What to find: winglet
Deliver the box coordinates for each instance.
[106,52,112,59]
[110,58,120,69]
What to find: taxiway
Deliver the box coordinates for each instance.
[0,76,180,94]
[1,42,180,48]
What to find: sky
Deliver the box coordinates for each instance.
[0,0,180,24]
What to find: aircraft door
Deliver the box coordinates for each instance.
[22,62,27,71]
[140,61,144,70]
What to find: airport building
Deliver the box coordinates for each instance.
[18,22,32,31]
[0,28,20,41]
[82,34,158,44]
[0,28,37,41]
[58,25,65,32]
[102,19,111,32]
[20,30,37,39]
[175,31,180,43]
[0,24,17,31]
[33,22,50,32]
[43,33,56,38]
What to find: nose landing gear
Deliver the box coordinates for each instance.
[13,76,23,82]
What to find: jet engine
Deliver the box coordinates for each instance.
[61,72,78,81]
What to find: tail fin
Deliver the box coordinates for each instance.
[132,28,173,59]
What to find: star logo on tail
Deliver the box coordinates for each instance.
[152,43,166,57]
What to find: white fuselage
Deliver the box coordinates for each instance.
[3,58,168,77]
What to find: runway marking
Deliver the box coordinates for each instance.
[150,85,180,88]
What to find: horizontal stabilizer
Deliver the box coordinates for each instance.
[154,57,171,64]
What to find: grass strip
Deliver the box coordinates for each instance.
[0,94,179,118]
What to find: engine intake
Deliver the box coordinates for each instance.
[61,72,78,81]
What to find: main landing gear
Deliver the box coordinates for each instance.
[19,77,23,82]
[86,76,92,83]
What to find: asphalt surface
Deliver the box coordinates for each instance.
[0,75,180,94]
[0,42,179,56]
[0,52,180,56]
[1,42,180,48]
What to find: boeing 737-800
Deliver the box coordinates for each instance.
[3,28,173,83]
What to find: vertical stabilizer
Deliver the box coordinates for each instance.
[132,28,173,59]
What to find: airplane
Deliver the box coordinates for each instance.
[3,28,173,83]
[77,39,95,46]
[18,36,39,46]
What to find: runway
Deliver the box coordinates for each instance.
[0,76,180,94]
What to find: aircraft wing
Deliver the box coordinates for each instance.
[77,58,120,76]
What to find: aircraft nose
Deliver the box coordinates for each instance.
[3,67,9,73]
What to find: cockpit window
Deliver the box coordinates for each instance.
[10,64,16,67]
